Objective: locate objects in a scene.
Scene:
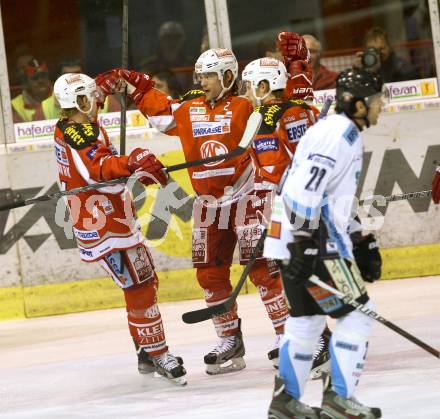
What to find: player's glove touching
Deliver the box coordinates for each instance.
[95,69,124,108]
[432,165,440,204]
[351,233,382,282]
[127,148,168,186]
[284,237,319,281]
[118,69,155,104]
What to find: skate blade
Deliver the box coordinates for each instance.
[205,357,246,375]
[153,371,187,386]
[310,360,330,380]
[268,407,321,419]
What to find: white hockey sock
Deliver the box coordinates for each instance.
[330,299,375,398]
[279,315,326,399]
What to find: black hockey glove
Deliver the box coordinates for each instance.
[284,237,319,282]
[351,233,382,282]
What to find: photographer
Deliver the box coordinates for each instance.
[355,27,419,82]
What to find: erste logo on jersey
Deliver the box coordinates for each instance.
[286,119,308,142]
[254,137,279,154]
[192,119,231,138]
[200,140,228,166]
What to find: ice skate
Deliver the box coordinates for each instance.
[268,376,321,419]
[320,385,381,419]
[137,346,183,375]
[204,331,246,375]
[267,333,282,369]
[310,329,331,380]
[152,352,187,385]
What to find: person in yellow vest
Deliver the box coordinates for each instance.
[11,58,52,123]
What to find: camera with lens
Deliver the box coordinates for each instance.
[361,47,381,70]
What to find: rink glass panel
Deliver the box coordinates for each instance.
[227,0,437,81]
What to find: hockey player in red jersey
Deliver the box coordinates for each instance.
[96,48,290,374]
[52,72,186,384]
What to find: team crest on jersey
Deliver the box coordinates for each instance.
[200,140,228,166]
[190,106,206,114]
[286,119,308,142]
[343,124,359,145]
[254,137,279,154]
[190,114,210,122]
[192,119,230,137]
[55,143,69,165]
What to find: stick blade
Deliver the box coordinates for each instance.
[182,304,228,324]
[237,112,262,149]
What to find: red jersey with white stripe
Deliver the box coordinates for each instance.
[137,89,254,201]
[53,119,143,262]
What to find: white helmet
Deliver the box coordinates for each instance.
[242,58,287,104]
[53,73,98,114]
[194,48,238,100]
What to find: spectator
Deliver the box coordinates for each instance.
[140,21,193,91]
[359,27,419,82]
[11,58,52,123]
[257,33,283,61]
[140,21,192,72]
[151,69,182,98]
[303,34,337,90]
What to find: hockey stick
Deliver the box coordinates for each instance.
[119,0,129,155]
[181,100,333,324]
[308,274,440,359]
[0,112,262,212]
[359,189,432,206]
[182,230,267,324]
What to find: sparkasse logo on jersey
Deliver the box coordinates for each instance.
[192,119,231,138]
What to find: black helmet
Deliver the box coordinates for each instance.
[335,68,384,118]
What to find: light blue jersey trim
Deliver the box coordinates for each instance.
[321,204,350,258]
[289,198,320,220]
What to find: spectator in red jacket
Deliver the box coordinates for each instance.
[303,34,337,91]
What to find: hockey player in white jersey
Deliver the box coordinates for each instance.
[267,68,387,419]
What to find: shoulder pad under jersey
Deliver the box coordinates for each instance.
[58,121,100,150]
[179,89,205,103]
[254,104,286,135]
[287,98,311,111]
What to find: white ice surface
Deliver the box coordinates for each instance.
[1,276,440,419]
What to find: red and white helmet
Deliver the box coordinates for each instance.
[194,48,238,99]
[54,73,98,114]
[242,57,287,104]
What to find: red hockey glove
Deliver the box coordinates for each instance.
[127,148,168,186]
[432,165,440,204]
[285,60,314,100]
[118,69,155,104]
[95,68,123,108]
[277,32,309,66]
